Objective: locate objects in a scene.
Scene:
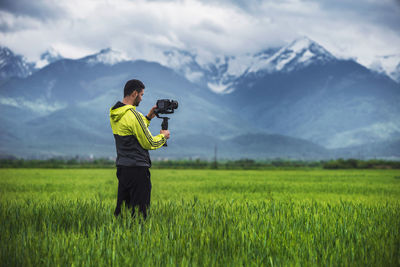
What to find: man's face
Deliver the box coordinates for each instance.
[132,89,144,106]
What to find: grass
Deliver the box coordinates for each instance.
[1,169,399,266]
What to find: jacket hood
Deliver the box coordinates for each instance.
[110,101,135,122]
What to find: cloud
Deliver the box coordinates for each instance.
[0,0,66,21]
[311,0,400,32]
[0,0,399,67]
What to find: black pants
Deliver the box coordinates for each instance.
[114,166,151,219]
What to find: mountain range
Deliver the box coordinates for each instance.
[0,37,399,160]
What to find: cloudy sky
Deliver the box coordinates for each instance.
[1,0,400,67]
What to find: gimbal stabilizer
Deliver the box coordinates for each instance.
[154,99,178,147]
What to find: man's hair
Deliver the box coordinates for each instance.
[124,79,145,97]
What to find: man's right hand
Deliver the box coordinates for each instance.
[160,130,170,139]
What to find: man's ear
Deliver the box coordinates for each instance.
[131,91,138,98]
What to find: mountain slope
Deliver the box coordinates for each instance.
[220,133,329,159]
[332,138,400,159]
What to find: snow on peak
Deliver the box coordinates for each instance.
[161,49,205,83]
[289,36,314,52]
[163,49,196,70]
[0,47,13,69]
[0,46,35,79]
[369,54,400,83]
[245,37,334,74]
[86,48,130,65]
[41,47,61,61]
[36,48,63,68]
[269,37,334,72]
[287,36,331,56]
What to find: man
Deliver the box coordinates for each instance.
[109,79,170,219]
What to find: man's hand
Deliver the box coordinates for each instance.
[160,130,170,139]
[147,105,157,120]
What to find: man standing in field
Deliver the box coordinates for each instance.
[109,79,170,219]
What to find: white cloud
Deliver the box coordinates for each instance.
[0,0,399,67]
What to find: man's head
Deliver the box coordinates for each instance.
[123,79,145,106]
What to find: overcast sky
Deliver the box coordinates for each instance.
[1,0,399,67]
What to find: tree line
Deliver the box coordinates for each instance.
[0,158,399,169]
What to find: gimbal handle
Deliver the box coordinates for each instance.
[158,115,169,147]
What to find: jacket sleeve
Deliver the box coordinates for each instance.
[128,108,166,150]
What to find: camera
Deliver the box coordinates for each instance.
[154,99,178,147]
[155,99,178,115]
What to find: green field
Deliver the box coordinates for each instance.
[1,169,399,266]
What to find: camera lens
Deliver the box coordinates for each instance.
[171,100,178,109]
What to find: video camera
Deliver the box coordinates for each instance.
[154,99,178,147]
[154,99,178,115]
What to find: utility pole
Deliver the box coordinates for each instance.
[213,144,218,169]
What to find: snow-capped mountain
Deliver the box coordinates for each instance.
[81,48,130,65]
[247,36,335,73]
[225,47,400,149]
[162,37,336,93]
[369,54,400,83]
[161,49,238,93]
[164,37,399,88]
[0,46,35,80]
[35,48,63,69]
[162,49,205,83]
[161,48,279,93]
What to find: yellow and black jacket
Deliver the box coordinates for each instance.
[110,101,166,167]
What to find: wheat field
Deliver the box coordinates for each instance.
[1,169,399,266]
